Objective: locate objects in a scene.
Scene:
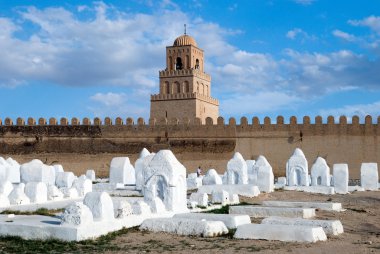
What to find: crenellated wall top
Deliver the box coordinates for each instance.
[0,115,379,128]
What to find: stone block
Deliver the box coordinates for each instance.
[140,218,228,237]
[198,184,260,198]
[55,172,76,188]
[24,182,47,203]
[109,157,136,185]
[360,163,378,191]
[234,224,327,243]
[83,192,114,221]
[61,202,94,226]
[262,217,344,236]
[333,164,349,194]
[229,206,315,218]
[174,213,251,229]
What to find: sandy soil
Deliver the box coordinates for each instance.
[104,190,380,254]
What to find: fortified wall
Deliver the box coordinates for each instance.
[0,115,379,178]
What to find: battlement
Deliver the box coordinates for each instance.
[0,115,379,134]
[150,92,219,105]
[159,69,211,81]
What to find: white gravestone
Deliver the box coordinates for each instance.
[246,160,257,184]
[143,150,187,212]
[83,192,114,221]
[286,148,309,186]
[55,172,76,188]
[311,157,330,186]
[226,152,248,185]
[8,183,30,205]
[202,169,222,185]
[360,163,378,191]
[25,182,48,203]
[135,149,154,191]
[254,155,274,193]
[20,160,55,186]
[333,164,349,194]
[109,157,136,185]
[61,202,94,226]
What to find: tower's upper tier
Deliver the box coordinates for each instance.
[173,34,197,47]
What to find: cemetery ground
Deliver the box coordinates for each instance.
[0,190,378,254]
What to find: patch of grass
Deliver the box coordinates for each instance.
[205,202,251,214]
[0,226,134,253]
[1,208,64,217]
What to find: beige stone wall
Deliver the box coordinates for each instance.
[150,99,197,120]
[196,99,219,124]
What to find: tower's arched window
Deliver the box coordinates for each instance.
[165,82,170,94]
[175,82,180,94]
[184,81,189,93]
[176,57,183,70]
[195,59,199,69]
[169,57,173,71]
[185,55,190,69]
[206,85,209,96]
[202,83,205,95]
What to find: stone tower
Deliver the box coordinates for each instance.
[150,33,219,124]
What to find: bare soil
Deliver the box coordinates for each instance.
[104,190,380,254]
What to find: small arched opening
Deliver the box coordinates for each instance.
[195,59,199,69]
[175,82,180,94]
[165,82,170,94]
[176,57,183,70]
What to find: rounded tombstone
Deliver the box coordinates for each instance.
[49,117,57,126]
[339,115,347,124]
[277,116,284,125]
[60,117,68,126]
[5,117,13,126]
[137,117,145,126]
[104,117,112,126]
[217,116,224,126]
[303,116,310,124]
[264,116,271,125]
[115,117,123,126]
[228,117,236,126]
[93,117,102,125]
[82,117,91,125]
[71,117,80,126]
[27,117,36,126]
[205,117,213,126]
[352,115,359,125]
[16,117,25,126]
[315,115,322,124]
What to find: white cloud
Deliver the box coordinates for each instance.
[332,29,357,42]
[293,0,316,6]
[319,101,380,122]
[90,92,126,107]
[286,28,317,41]
[349,16,380,35]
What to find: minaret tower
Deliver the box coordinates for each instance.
[150,29,219,124]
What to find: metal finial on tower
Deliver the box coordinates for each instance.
[184,24,187,35]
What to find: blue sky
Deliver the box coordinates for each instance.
[0,0,379,123]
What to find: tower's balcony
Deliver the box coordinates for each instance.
[151,92,219,105]
[159,69,211,81]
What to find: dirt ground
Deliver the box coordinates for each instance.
[104,190,380,254]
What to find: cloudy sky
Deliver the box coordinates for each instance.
[0,0,379,123]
